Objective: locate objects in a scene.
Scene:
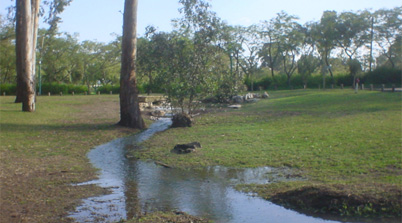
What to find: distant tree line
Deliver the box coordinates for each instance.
[1,2,401,104]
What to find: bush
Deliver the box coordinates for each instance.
[306,75,322,88]
[98,85,120,94]
[245,76,273,91]
[289,75,304,89]
[0,83,90,95]
[41,83,67,95]
[69,85,89,94]
[141,83,164,94]
[363,67,401,86]
[335,74,354,86]
[40,83,88,95]
[0,83,17,95]
[257,77,272,90]
[245,73,358,91]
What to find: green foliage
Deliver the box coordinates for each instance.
[1,3,401,103]
[41,83,66,94]
[69,84,89,94]
[40,83,88,95]
[246,74,351,90]
[246,68,400,90]
[335,74,354,86]
[0,83,17,95]
[347,59,362,77]
[336,11,371,60]
[0,16,16,84]
[363,66,402,85]
[98,85,120,94]
[153,0,235,113]
[97,84,148,95]
[374,7,402,69]
[245,76,272,90]
[297,55,320,84]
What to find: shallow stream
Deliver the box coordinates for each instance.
[69,118,395,223]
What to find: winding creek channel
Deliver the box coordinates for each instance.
[68,118,395,223]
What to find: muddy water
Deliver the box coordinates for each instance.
[69,118,392,223]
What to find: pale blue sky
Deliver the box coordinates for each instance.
[1,0,400,43]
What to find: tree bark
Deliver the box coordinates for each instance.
[118,0,145,129]
[15,0,40,111]
[324,49,334,80]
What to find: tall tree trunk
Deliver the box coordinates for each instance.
[15,0,40,111]
[119,0,145,129]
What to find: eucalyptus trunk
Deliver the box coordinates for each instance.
[15,0,40,112]
[118,0,145,129]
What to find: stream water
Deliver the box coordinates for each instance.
[69,118,396,223]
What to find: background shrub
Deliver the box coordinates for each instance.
[40,83,88,95]
[69,85,89,94]
[363,67,401,86]
[98,85,120,94]
[0,83,17,95]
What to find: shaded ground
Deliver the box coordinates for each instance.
[240,182,401,219]
[0,95,138,223]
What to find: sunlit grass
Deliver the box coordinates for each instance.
[134,89,402,216]
[137,90,401,182]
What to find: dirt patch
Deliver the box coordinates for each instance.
[268,184,402,217]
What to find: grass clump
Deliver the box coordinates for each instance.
[133,89,402,217]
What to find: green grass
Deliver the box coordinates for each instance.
[133,89,402,217]
[137,90,401,181]
[1,90,400,221]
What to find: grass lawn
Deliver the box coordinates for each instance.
[0,95,138,223]
[133,89,402,217]
[1,90,400,222]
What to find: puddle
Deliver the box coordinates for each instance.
[69,118,398,223]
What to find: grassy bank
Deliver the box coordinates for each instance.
[132,89,402,217]
[0,95,138,223]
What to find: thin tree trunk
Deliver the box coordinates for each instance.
[15,0,40,111]
[324,49,334,83]
[119,0,145,129]
[268,46,276,78]
[369,17,374,72]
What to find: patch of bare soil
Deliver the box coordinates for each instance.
[270,184,402,217]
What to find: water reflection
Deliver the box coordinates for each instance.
[69,118,396,223]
